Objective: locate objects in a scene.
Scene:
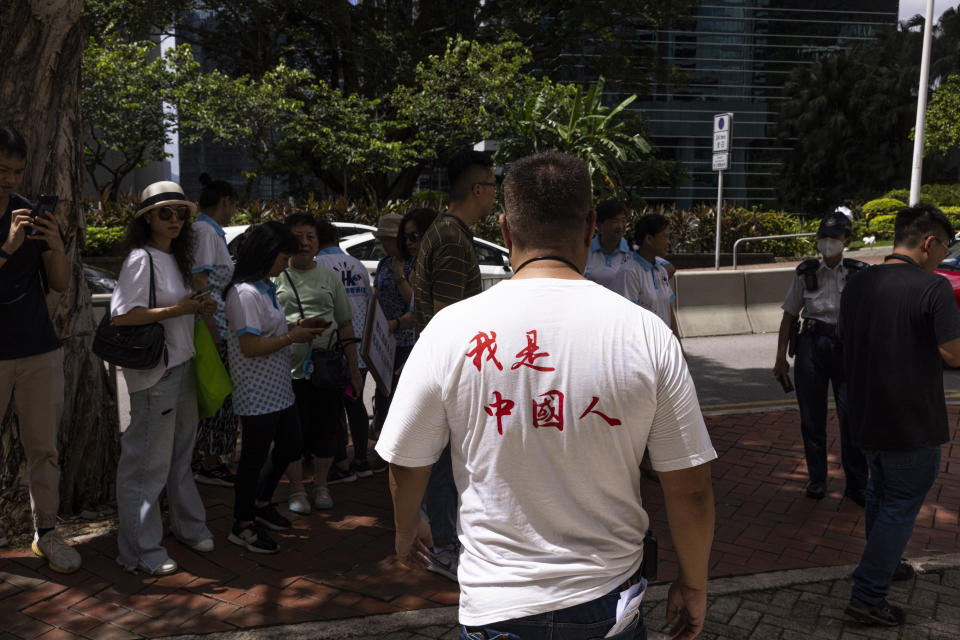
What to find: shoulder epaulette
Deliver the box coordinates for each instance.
[796,258,820,275]
[842,257,869,271]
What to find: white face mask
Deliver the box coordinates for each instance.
[818,237,844,258]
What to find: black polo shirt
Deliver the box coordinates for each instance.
[0,193,59,360]
[840,262,960,451]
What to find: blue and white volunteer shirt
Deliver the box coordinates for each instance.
[612,254,675,327]
[315,246,372,368]
[225,280,296,416]
[583,236,633,291]
[191,214,234,340]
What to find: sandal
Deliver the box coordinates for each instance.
[287,491,311,515]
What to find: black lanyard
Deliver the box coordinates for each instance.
[884,253,921,268]
[512,255,582,275]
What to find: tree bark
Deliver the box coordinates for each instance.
[0,0,119,531]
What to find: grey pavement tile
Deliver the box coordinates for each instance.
[941,569,960,588]
[728,606,764,632]
[748,622,783,639]
[769,589,800,611]
[707,595,742,624]
[795,582,831,595]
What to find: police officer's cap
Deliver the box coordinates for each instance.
[818,211,852,237]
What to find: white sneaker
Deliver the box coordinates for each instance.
[190,538,215,552]
[313,485,334,510]
[32,530,82,574]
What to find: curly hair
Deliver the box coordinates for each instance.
[123,215,195,286]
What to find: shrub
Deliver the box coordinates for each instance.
[881,184,960,207]
[867,214,896,240]
[84,225,126,256]
[862,198,905,216]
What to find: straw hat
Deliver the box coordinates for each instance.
[375,213,403,238]
[135,181,197,218]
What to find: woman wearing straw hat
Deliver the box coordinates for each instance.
[111,181,215,575]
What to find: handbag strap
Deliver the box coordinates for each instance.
[282,269,305,319]
[147,250,157,309]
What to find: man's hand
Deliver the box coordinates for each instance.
[3,209,33,255]
[666,581,706,639]
[29,211,65,253]
[772,357,790,387]
[395,516,433,570]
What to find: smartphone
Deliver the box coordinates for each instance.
[28,194,58,237]
[780,374,794,393]
[193,285,214,297]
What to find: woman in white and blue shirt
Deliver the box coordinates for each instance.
[613,213,681,339]
[224,222,325,554]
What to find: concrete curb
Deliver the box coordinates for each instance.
[160,554,960,639]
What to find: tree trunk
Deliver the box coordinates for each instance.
[0,1,119,531]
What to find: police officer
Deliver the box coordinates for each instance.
[773,211,868,504]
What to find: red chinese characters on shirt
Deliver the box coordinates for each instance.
[483,391,515,435]
[511,330,555,372]
[578,396,622,426]
[466,331,503,372]
[532,390,565,431]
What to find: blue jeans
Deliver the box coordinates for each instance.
[793,334,867,490]
[851,447,940,604]
[460,587,647,640]
[422,443,457,548]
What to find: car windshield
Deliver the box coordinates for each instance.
[940,243,960,270]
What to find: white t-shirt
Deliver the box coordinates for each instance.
[111,247,195,394]
[315,247,372,368]
[612,255,675,327]
[225,281,296,416]
[376,278,716,626]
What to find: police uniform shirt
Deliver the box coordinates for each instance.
[781,257,852,324]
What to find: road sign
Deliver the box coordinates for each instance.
[713,113,733,271]
[713,131,729,152]
[713,112,733,153]
[712,153,729,171]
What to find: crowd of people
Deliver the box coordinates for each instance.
[2,118,958,637]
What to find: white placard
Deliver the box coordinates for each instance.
[713,130,729,152]
[360,297,397,396]
[712,152,729,171]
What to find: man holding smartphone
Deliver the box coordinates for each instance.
[0,125,80,572]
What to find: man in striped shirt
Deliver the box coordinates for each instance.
[411,149,496,581]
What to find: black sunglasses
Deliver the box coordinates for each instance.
[404,232,419,242]
[154,205,191,221]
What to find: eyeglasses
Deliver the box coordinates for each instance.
[929,235,951,252]
[404,232,419,242]
[476,181,497,190]
[155,206,191,221]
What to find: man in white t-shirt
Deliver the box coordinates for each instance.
[377,152,716,639]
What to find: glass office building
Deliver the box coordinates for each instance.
[632,1,899,207]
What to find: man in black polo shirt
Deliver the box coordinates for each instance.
[839,203,960,626]
[411,150,495,582]
[0,125,81,572]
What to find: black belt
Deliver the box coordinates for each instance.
[802,318,836,338]
[619,567,644,592]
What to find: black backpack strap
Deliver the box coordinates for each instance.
[842,257,869,272]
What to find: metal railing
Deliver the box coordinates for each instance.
[732,232,816,270]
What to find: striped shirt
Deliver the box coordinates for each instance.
[413,213,481,331]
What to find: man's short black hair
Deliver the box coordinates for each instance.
[503,152,591,252]
[894,203,954,249]
[634,214,670,247]
[0,125,27,159]
[447,149,494,202]
[315,219,340,246]
[596,200,628,224]
[284,212,317,231]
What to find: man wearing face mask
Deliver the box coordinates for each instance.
[773,211,868,505]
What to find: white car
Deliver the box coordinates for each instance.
[224,221,513,289]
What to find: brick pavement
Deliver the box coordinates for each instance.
[1,406,958,639]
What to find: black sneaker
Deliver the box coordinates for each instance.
[892,559,915,581]
[844,597,905,627]
[194,463,236,487]
[227,521,278,554]
[255,504,291,531]
[350,459,374,478]
[806,481,826,499]
[327,465,358,485]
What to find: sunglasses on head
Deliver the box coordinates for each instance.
[154,205,191,221]
[404,232,419,242]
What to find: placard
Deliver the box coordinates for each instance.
[360,296,397,396]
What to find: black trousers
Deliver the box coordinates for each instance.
[234,404,302,522]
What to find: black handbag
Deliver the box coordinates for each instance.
[93,251,168,369]
[283,269,359,390]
